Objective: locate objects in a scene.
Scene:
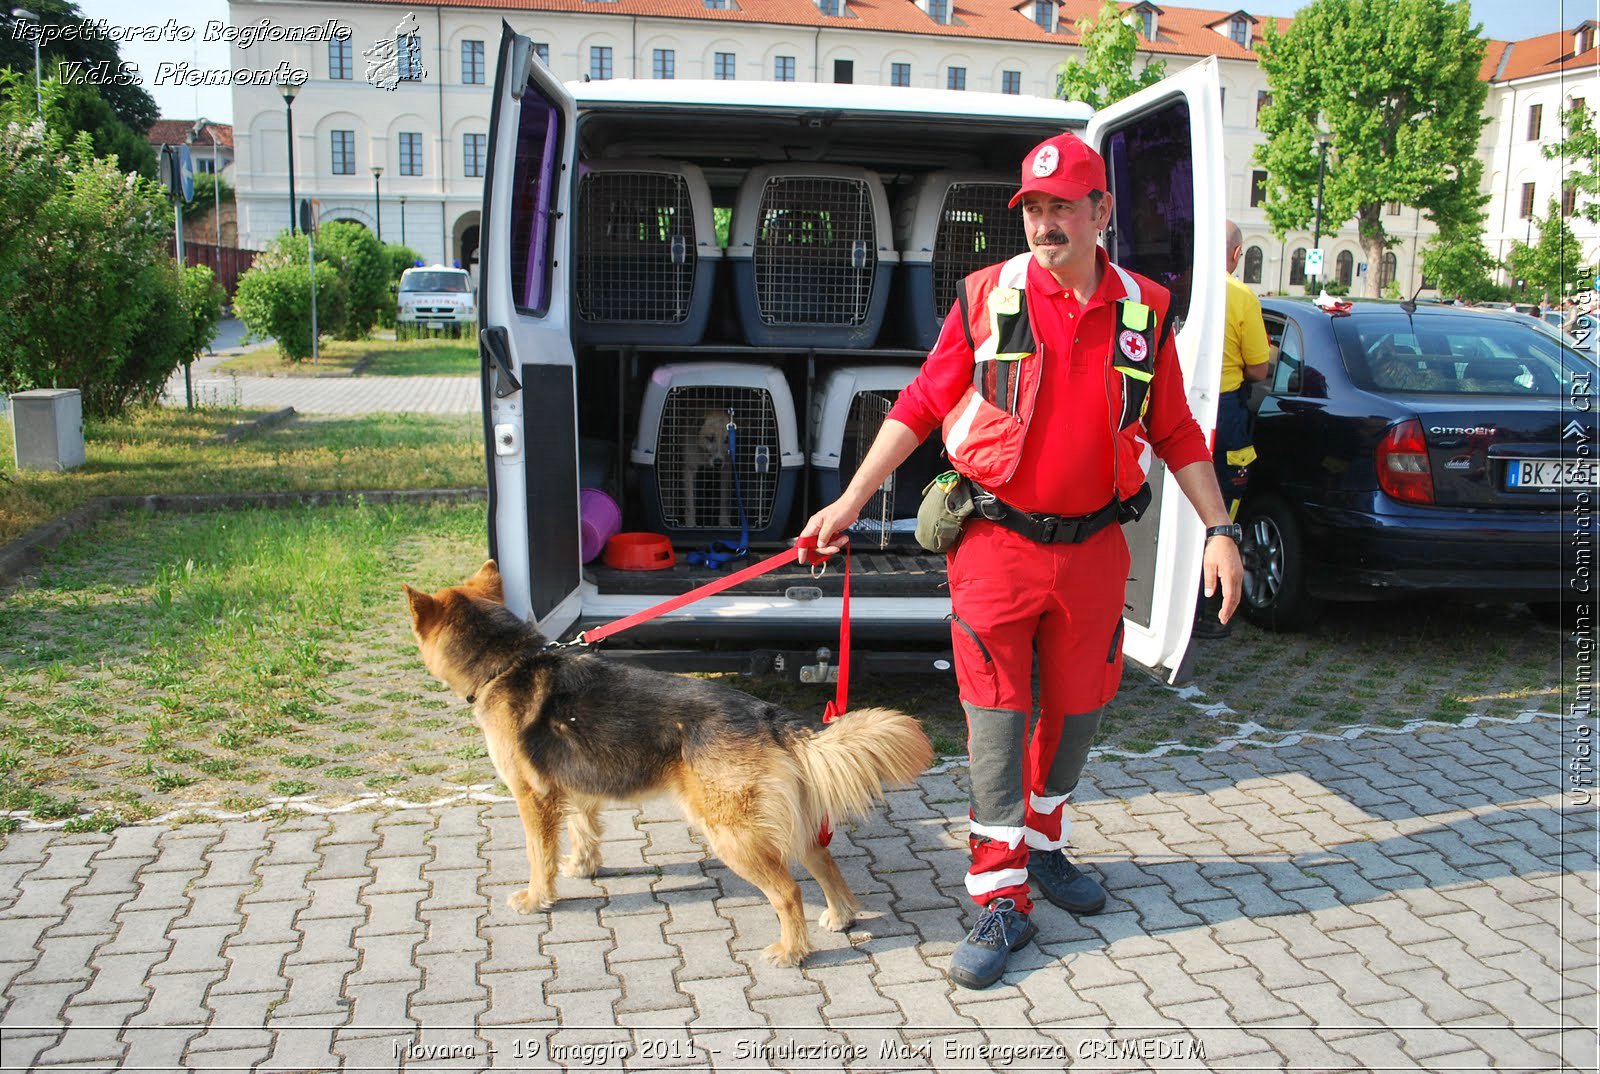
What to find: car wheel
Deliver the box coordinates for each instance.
[1239,495,1325,632]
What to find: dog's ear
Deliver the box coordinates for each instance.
[465,560,504,604]
[403,584,441,635]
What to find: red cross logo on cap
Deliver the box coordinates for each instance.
[1118,329,1148,362]
[1032,145,1059,177]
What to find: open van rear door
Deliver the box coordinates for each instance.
[479,25,582,633]
[1085,57,1225,683]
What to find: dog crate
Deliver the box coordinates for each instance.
[894,172,1025,350]
[810,366,947,548]
[574,160,722,345]
[727,165,898,348]
[630,362,804,545]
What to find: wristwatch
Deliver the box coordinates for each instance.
[1205,523,1243,543]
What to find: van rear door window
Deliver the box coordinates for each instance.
[1101,99,1195,327]
[509,96,562,316]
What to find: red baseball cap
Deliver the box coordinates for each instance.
[1008,132,1107,208]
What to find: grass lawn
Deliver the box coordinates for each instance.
[214,334,478,377]
[0,406,483,543]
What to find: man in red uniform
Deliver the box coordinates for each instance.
[799,132,1243,989]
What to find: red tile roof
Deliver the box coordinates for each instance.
[1489,25,1600,83]
[342,0,1286,60]
[147,119,234,149]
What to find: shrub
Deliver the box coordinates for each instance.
[178,264,226,362]
[233,258,349,362]
[314,221,386,339]
[0,75,193,418]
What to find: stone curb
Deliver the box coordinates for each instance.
[0,487,486,590]
[212,406,297,443]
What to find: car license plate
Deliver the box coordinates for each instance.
[1504,459,1599,490]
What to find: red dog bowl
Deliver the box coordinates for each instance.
[603,532,675,571]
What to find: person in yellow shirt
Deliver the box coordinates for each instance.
[1195,221,1270,639]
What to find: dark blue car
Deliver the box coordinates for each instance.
[1240,298,1596,630]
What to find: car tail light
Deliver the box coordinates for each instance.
[1377,418,1434,505]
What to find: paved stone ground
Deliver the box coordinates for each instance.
[0,718,1594,1073]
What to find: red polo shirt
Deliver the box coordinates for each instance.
[888,249,1212,517]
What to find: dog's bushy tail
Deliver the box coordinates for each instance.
[793,708,934,840]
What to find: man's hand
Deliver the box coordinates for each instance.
[797,499,860,563]
[1203,534,1245,624]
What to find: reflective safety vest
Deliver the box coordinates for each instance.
[939,252,1173,501]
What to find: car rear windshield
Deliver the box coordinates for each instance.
[400,272,471,293]
[1335,313,1589,396]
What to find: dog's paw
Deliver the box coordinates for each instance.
[818,906,855,933]
[761,942,808,968]
[559,852,600,879]
[506,888,553,914]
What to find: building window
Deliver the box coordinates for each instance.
[1255,90,1271,124]
[1139,9,1156,38]
[196,158,216,175]
[1243,245,1263,284]
[462,40,485,84]
[1336,250,1354,287]
[590,46,613,80]
[834,59,853,83]
[947,66,966,91]
[891,62,911,87]
[1386,201,1401,216]
[1033,0,1052,30]
[818,0,841,13]
[464,133,486,178]
[1249,170,1267,207]
[329,38,352,80]
[928,0,948,23]
[653,49,675,79]
[1289,247,1306,286]
[1001,70,1021,94]
[1229,17,1249,47]
[1378,252,1397,291]
[714,52,736,79]
[1219,86,1226,117]
[330,130,354,175]
[399,132,423,176]
[774,55,796,81]
[1520,182,1536,218]
[398,32,424,81]
[1527,103,1543,140]
[1564,182,1578,217]
[532,42,550,65]
[704,0,729,7]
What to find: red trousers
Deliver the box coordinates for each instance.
[947,519,1129,912]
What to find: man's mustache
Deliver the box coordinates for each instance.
[1033,230,1068,244]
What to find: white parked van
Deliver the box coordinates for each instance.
[398,264,477,335]
[479,27,1226,684]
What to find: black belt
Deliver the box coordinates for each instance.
[970,486,1121,545]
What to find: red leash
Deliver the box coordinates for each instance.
[578,536,852,846]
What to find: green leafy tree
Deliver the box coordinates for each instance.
[1056,0,1166,109]
[0,73,188,416]
[1505,201,1590,304]
[1,1,158,176]
[178,264,225,361]
[1254,0,1488,297]
[1420,225,1501,302]
[1544,103,1600,225]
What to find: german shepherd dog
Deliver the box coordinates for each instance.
[404,562,933,966]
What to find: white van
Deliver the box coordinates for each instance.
[478,27,1225,684]
[398,264,477,335]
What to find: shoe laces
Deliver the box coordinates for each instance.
[1035,850,1080,884]
[971,898,1017,945]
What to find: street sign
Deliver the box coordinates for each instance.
[1305,249,1325,275]
[298,198,321,236]
[159,144,194,203]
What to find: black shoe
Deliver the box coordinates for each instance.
[947,898,1037,990]
[1027,850,1106,914]
[1191,616,1232,639]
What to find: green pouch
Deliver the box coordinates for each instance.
[915,471,975,554]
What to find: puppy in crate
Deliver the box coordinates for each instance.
[681,408,736,529]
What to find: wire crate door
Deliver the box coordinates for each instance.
[753,177,877,327]
[577,171,699,325]
[932,182,1026,318]
[655,386,782,532]
[844,391,895,549]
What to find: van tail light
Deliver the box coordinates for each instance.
[1377,418,1434,505]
